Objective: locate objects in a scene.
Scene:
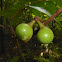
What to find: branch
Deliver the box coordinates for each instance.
[10,8,25,21]
[9,0,44,21]
[34,16,44,23]
[0,24,7,29]
[16,39,26,62]
[31,0,42,4]
[44,8,62,25]
[6,18,26,62]
[34,8,62,25]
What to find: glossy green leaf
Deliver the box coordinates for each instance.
[30,1,57,16]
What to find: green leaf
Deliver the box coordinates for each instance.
[56,13,62,21]
[27,1,62,27]
[10,56,20,62]
[54,0,62,7]
[30,1,57,16]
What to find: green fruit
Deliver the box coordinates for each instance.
[36,20,54,44]
[37,26,54,44]
[15,23,33,41]
[15,20,36,42]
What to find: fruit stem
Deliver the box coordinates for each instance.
[36,20,44,29]
[28,20,36,27]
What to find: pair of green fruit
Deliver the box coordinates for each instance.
[15,20,54,44]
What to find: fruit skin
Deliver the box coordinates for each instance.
[15,23,33,41]
[37,27,54,44]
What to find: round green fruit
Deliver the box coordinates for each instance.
[37,27,54,44]
[15,23,33,41]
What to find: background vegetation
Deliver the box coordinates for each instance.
[0,0,62,62]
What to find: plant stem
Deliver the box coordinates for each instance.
[31,0,43,4]
[34,16,44,23]
[44,8,62,25]
[34,16,45,28]
[10,8,25,21]
[0,24,6,28]
[9,0,44,21]
[16,39,26,62]
[34,8,62,25]
[6,18,26,62]
[36,20,44,29]
[28,20,36,27]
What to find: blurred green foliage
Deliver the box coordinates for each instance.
[0,0,62,62]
